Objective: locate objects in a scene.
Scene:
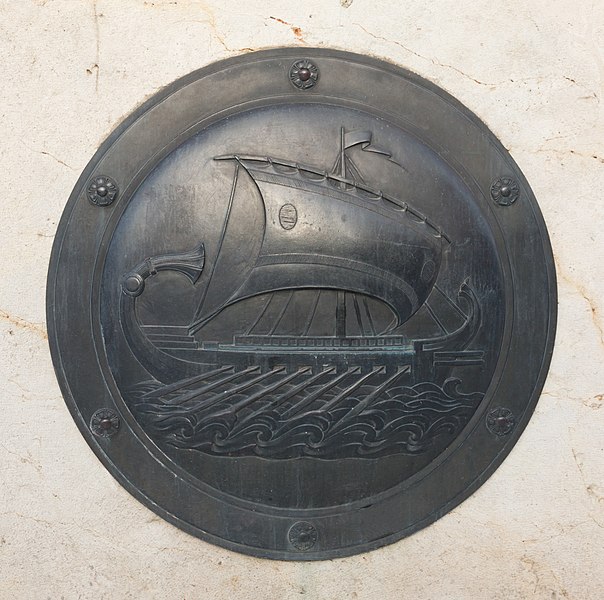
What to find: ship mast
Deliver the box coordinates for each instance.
[191,163,240,329]
[335,127,347,337]
[340,126,347,180]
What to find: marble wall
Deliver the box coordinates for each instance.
[1,1,602,598]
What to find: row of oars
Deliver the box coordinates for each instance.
[141,365,409,427]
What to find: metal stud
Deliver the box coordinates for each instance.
[290,60,319,90]
[486,407,515,436]
[90,408,120,438]
[288,521,318,551]
[490,177,519,206]
[87,176,118,206]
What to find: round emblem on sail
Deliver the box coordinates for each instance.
[279,203,298,230]
[48,49,556,561]
[421,260,436,283]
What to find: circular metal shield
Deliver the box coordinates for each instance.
[47,49,556,560]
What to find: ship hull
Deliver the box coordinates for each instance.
[121,283,482,383]
[168,344,415,376]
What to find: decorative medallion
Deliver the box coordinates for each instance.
[279,203,298,230]
[490,176,519,206]
[90,408,120,438]
[47,49,556,560]
[289,59,319,90]
[289,522,318,551]
[87,175,118,206]
[486,407,516,436]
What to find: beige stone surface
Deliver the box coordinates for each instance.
[1,0,602,598]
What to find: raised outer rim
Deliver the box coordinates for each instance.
[47,48,557,560]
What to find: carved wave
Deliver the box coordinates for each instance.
[127,372,484,459]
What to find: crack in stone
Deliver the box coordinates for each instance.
[174,20,255,53]
[536,145,604,163]
[528,15,540,32]
[191,5,255,53]
[522,519,594,544]
[584,393,603,410]
[555,260,604,346]
[7,377,31,397]
[352,23,497,86]
[0,512,56,529]
[0,308,47,339]
[587,0,604,100]
[542,388,604,411]
[581,289,604,343]
[20,141,76,171]
[268,16,306,44]
[0,444,42,473]
[352,22,603,101]
[0,511,121,541]
[562,75,600,102]
[540,389,583,402]
[571,447,604,525]
[92,0,100,93]
[520,555,570,598]
[39,150,75,170]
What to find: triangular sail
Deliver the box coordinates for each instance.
[189,138,448,336]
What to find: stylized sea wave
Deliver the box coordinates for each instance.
[127,370,484,458]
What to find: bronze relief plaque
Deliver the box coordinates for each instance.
[47,49,556,559]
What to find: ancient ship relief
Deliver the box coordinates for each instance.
[121,128,486,458]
